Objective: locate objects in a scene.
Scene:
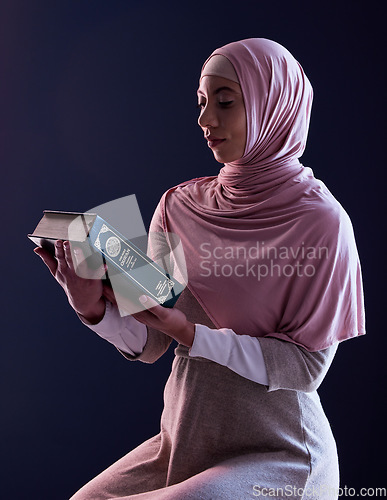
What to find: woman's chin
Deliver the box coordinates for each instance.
[213,154,225,164]
[213,152,240,164]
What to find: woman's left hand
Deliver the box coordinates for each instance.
[103,286,195,348]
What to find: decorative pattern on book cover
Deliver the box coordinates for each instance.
[88,215,184,308]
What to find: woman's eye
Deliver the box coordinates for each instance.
[196,100,233,110]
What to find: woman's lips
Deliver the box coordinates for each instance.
[207,138,226,148]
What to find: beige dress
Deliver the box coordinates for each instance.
[70,283,339,500]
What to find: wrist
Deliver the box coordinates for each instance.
[76,298,106,325]
[174,321,195,348]
[187,321,195,347]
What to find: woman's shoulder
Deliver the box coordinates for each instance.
[165,175,217,196]
[157,175,218,210]
[297,168,348,220]
[150,175,216,231]
[301,178,356,246]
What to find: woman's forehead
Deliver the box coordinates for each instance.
[197,75,241,96]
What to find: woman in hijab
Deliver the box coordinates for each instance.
[36,38,365,499]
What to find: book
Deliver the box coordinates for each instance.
[28,210,185,308]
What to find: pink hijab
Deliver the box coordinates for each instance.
[159,38,365,351]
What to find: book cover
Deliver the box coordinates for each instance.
[28,210,185,308]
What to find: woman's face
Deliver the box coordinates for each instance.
[197,75,247,164]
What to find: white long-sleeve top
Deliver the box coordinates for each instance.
[79,299,269,386]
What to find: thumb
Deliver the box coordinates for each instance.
[139,295,164,315]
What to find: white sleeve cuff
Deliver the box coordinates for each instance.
[189,324,269,386]
[78,300,147,356]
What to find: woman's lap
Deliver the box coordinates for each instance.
[70,449,309,500]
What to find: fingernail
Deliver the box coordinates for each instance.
[139,295,148,304]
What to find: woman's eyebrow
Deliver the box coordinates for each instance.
[197,86,238,96]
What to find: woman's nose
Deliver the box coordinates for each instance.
[198,104,219,129]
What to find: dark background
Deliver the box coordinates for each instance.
[1,1,385,498]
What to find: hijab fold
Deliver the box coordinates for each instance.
[158,38,365,351]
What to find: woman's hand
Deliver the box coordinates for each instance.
[34,240,107,324]
[103,286,195,347]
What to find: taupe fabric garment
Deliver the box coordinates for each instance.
[71,286,339,500]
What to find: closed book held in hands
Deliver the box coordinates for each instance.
[28,210,184,308]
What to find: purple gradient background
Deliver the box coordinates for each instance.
[1,1,384,497]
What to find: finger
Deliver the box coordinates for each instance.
[139,295,158,308]
[34,246,58,276]
[55,240,68,274]
[138,295,166,318]
[63,241,75,271]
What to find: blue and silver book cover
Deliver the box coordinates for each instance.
[88,215,184,308]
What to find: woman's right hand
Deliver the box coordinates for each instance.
[34,240,107,324]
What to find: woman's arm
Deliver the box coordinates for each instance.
[73,196,336,385]
[258,336,337,392]
[81,278,336,390]
[189,324,337,392]
[78,297,174,364]
[77,299,148,356]
[189,324,269,385]
[33,200,177,364]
